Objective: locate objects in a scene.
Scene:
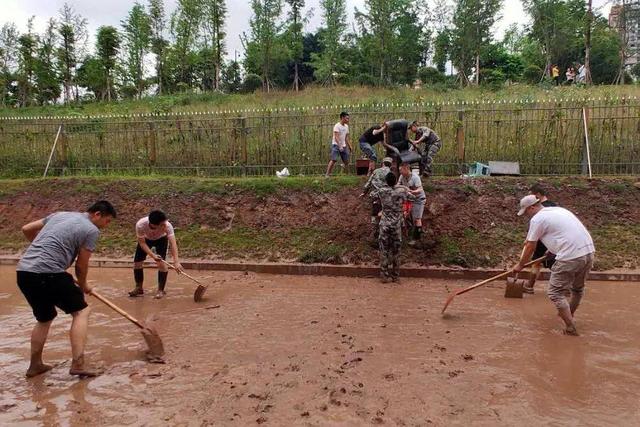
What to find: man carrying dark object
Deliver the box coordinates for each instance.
[129,210,184,299]
[358,123,387,175]
[524,183,558,294]
[409,121,442,177]
[377,172,417,283]
[360,157,393,241]
[398,163,426,245]
[16,200,117,378]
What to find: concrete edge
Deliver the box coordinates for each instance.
[1,255,638,282]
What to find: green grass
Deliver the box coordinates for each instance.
[2,84,639,118]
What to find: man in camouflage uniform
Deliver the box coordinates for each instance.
[409,121,442,177]
[377,171,416,283]
[360,157,393,241]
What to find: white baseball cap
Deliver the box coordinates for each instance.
[517,195,540,216]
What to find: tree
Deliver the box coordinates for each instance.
[200,0,227,91]
[451,0,502,85]
[612,0,640,84]
[0,23,20,107]
[221,59,242,92]
[35,19,60,105]
[96,26,120,101]
[77,56,106,100]
[170,0,202,91]
[522,0,586,80]
[148,0,168,94]
[311,0,347,85]
[285,0,305,91]
[57,3,88,103]
[243,0,285,91]
[433,30,452,73]
[121,3,151,99]
[590,17,622,84]
[17,18,38,107]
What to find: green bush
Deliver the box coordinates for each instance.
[242,74,263,93]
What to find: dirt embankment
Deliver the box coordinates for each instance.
[1,176,639,270]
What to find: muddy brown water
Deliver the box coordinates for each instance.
[1,265,639,426]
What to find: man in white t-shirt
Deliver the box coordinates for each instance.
[514,195,595,336]
[129,210,184,299]
[325,111,352,177]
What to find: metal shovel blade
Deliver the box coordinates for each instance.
[193,285,208,302]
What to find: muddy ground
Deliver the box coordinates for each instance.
[0,176,639,270]
[1,266,640,426]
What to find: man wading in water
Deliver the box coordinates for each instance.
[16,201,116,377]
[514,195,595,335]
[129,210,184,299]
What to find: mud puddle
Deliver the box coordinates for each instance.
[1,265,639,425]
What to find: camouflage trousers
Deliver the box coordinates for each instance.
[379,222,402,279]
[420,142,442,176]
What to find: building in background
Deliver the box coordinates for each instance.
[609,1,640,69]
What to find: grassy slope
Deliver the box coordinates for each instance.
[1,84,639,117]
[1,176,639,271]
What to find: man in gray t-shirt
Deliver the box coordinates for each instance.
[16,201,116,378]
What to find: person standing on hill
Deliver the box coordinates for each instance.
[358,123,387,175]
[361,156,393,242]
[514,195,595,336]
[523,183,558,294]
[552,65,560,86]
[325,112,352,177]
[129,210,184,299]
[16,200,117,378]
[409,121,442,177]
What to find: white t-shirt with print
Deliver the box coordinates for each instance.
[332,122,349,148]
[526,207,595,261]
[136,217,175,241]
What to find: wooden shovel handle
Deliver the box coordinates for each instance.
[159,259,207,287]
[455,256,546,296]
[91,290,145,329]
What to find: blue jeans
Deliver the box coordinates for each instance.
[330,144,350,163]
[358,139,378,162]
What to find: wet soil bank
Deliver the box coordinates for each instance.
[1,176,639,270]
[1,266,640,425]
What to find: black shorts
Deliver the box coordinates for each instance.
[533,241,556,268]
[134,236,168,262]
[17,271,88,323]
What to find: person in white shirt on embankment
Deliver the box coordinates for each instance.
[325,111,352,177]
[513,195,595,336]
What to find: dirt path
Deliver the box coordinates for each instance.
[1,266,639,425]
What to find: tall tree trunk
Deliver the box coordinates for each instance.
[475,53,480,85]
[584,0,593,84]
[293,62,299,92]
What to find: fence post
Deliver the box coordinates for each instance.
[581,107,592,178]
[240,116,248,176]
[148,121,157,167]
[58,123,67,173]
[456,110,465,168]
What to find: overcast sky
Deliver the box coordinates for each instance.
[2,0,613,61]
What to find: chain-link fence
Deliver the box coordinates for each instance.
[1,99,639,177]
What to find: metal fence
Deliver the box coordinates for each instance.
[1,99,639,177]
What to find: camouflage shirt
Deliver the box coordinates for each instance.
[378,185,416,227]
[363,165,390,198]
[416,126,441,147]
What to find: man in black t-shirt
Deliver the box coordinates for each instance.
[525,183,558,294]
[359,123,386,175]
